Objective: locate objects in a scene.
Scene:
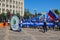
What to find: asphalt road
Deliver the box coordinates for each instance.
[0,27,60,40]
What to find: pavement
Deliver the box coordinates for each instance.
[0,27,60,40]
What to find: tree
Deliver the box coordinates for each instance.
[0,12,6,22]
[0,14,2,22]
[38,13,42,16]
[6,10,10,20]
[54,9,60,15]
[1,12,5,20]
[13,10,15,15]
[24,9,33,19]
[16,13,20,18]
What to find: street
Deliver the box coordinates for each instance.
[0,27,60,40]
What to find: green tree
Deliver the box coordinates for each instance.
[54,9,60,15]
[6,10,10,20]
[0,14,2,22]
[38,13,42,16]
[24,9,33,19]
[1,12,5,20]
[16,13,20,18]
[0,12,6,22]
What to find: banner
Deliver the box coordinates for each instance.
[10,15,19,30]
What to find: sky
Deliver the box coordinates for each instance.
[24,0,60,14]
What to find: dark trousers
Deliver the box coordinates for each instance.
[53,26,55,30]
[59,27,60,30]
[43,26,47,33]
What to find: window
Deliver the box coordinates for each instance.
[19,2,20,4]
[13,5,15,8]
[2,3,5,7]
[6,4,8,7]
[16,10,17,13]
[19,7,20,9]
[10,0,12,3]
[16,1,17,4]
[2,9,5,12]
[6,0,9,2]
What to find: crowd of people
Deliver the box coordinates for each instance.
[3,16,59,32]
[43,18,60,33]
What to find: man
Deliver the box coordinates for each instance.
[53,21,55,30]
[43,19,47,33]
[55,18,59,30]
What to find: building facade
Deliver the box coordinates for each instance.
[0,0,24,16]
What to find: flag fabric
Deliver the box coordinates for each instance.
[48,10,57,21]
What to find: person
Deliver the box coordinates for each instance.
[56,19,60,30]
[53,21,55,30]
[55,18,59,30]
[3,20,5,26]
[43,19,47,33]
[18,18,22,32]
[8,20,10,25]
[59,21,60,30]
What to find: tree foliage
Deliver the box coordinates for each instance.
[24,9,33,19]
[6,10,10,20]
[1,12,6,20]
[54,9,60,15]
[38,13,42,16]
[16,13,20,18]
[0,14,2,22]
[0,12,7,22]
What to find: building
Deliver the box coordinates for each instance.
[0,0,24,16]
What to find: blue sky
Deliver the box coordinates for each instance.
[24,0,60,14]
